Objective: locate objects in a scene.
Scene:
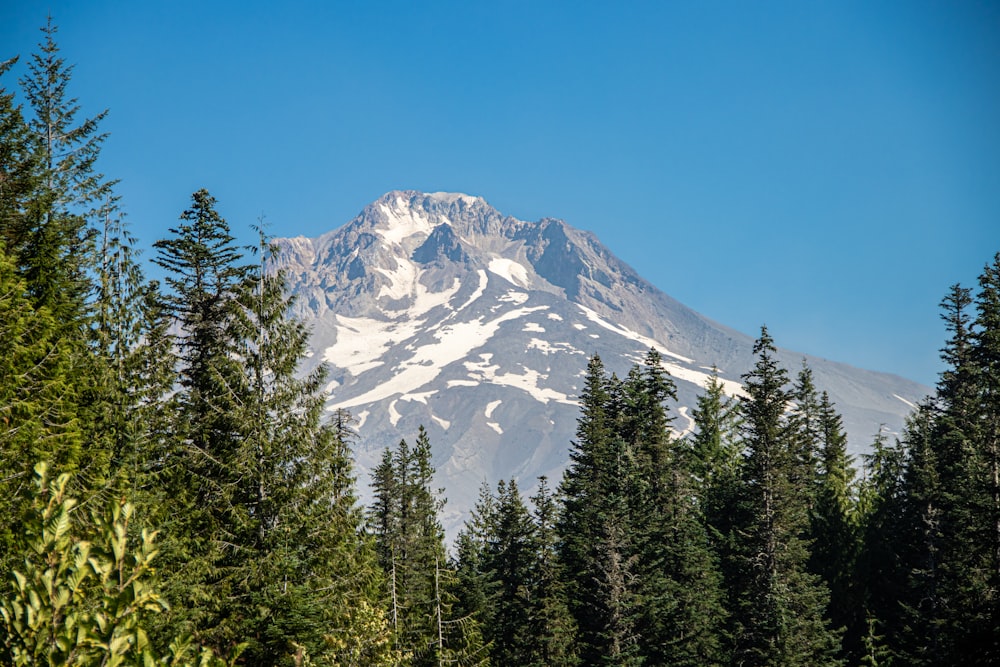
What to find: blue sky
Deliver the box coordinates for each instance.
[4,1,999,387]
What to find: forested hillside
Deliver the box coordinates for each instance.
[2,21,999,666]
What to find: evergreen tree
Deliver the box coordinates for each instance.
[624,350,728,666]
[731,327,842,665]
[454,476,578,667]
[150,189,251,651]
[451,482,499,644]
[809,392,862,662]
[151,195,391,664]
[880,263,1000,664]
[485,479,537,666]
[18,17,109,323]
[855,427,908,663]
[896,403,946,665]
[527,477,579,667]
[688,367,743,656]
[370,427,486,666]
[0,243,84,573]
[960,253,1000,660]
[789,363,823,506]
[225,230,390,664]
[0,56,41,255]
[689,367,742,501]
[557,355,641,666]
[1,19,116,521]
[90,198,154,482]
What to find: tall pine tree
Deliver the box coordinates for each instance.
[731,327,842,665]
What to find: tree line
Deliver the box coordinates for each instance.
[2,19,1000,666]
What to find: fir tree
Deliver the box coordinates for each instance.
[527,477,579,667]
[557,355,640,666]
[855,427,908,663]
[731,326,842,666]
[150,190,252,651]
[486,479,537,666]
[809,391,862,662]
[18,17,109,323]
[625,350,728,666]
[224,229,388,664]
[961,253,1000,660]
[2,19,116,516]
[0,56,41,255]
[688,367,744,657]
[0,243,84,573]
[896,404,945,665]
[370,427,486,666]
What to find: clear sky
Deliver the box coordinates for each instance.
[4,1,999,387]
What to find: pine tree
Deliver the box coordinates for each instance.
[224,229,389,664]
[0,243,84,573]
[855,427,908,662]
[557,355,641,666]
[526,477,578,667]
[896,404,945,665]
[484,479,538,666]
[1,19,115,519]
[18,17,110,323]
[689,367,742,501]
[454,476,578,667]
[624,350,728,666]
[789,363,822,506]
[370,427,486,666]
[0,56,41,255]
[962,252,1000,660]
[90,197,154,481]
[688,367,743,656]
[150,195,393,664]
[877,264,1000,664]
[451,482,499,643]
[809,392,862,662]
[150,189,251,651]
[731,326,842,665]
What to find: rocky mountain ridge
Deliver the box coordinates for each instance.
[274,190,928,535]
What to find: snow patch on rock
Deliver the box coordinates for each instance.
[488,257,530,287]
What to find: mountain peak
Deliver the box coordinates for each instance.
[372,190,489,217]
[275,191,928,539]
[425,191,484,207]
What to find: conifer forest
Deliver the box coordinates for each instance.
[4,20,1000,667]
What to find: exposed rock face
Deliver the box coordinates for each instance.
[275,190,927,536]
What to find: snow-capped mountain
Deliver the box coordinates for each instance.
[274,190,928,535]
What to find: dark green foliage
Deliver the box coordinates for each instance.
[0,57,41,254]
[861,257,1000,665]
[527,478,579,667]
[0,243,85,574]
[557,355,641,666]
[854,427,908,661]
[809,392,863,661]
[556,350,727,666]
[370,427,487,666]
[150,199,390,664]
[456,477,579,667]
[18,17,109,324]
[0,20,117,543]
[688,367,743,656]
[730,327,842,666]
[625,351,727,666]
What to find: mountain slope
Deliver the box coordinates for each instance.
[274,190,928,533]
